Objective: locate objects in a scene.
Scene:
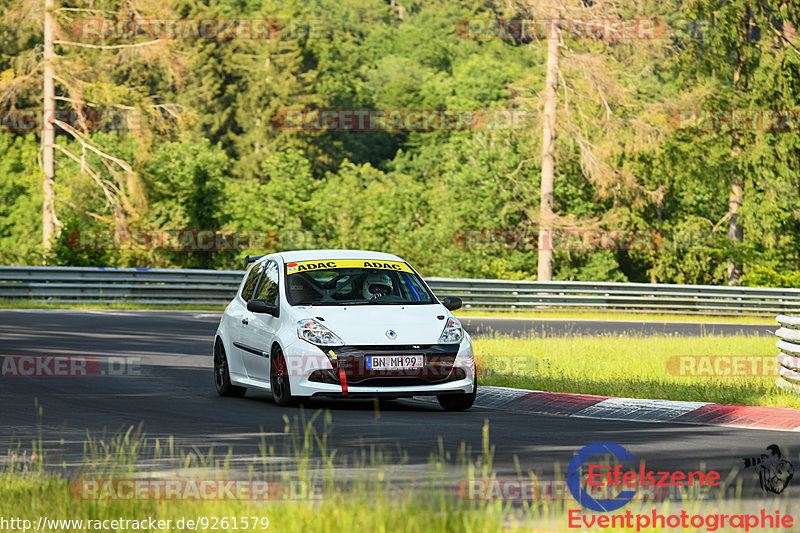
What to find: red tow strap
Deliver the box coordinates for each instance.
[339,366,348,396]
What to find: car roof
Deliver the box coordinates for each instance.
[275,249,405,263]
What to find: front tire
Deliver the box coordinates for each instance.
[214,339,247,397]
[271,346,297,407]
[437,375,477,411]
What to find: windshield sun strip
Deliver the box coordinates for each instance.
[281,261,436,306]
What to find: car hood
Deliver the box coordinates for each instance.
[291,304,452,345]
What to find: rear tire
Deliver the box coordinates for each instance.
[271,346,297,407]
[214,339,247,397]
[437,376,477,411]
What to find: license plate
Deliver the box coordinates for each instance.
[366,355,424,370]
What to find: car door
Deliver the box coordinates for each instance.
[230,261,265,379]
[239,260,281,382]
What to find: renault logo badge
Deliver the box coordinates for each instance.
[385,330,397,339]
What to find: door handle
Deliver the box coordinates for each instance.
[241,318,249,325]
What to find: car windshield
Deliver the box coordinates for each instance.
[284,259,435,306]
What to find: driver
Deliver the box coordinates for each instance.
[362,272,393,300]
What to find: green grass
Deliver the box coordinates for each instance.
[4,465,794,533]
[4,415,797,532]
[0,474,529,533]
[4,415,795,532]
[456,309,777,324]
[0,300,779,323]
[473,334,799,409]
[0,415,538,533]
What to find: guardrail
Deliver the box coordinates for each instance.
[426,277,800,315]
[1,266,799,314]
[0,266,242,306]
[776,315,800,392]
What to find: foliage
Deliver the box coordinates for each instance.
[0,134,41,264]
[741,265,800,288]
[1,0,799,288]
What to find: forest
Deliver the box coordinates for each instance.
[1,0,799,286]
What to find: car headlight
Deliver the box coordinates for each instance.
[297,318,344,346]
[439,317,464,344]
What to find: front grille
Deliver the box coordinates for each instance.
[309,344,466,388]
[348,377,453,387]
[309,366,468,387]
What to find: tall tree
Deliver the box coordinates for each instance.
[507,0,670,280]
[42,0,55,252]
[538,18,559,281]
[675,0,800,285]
[1,0,186,259]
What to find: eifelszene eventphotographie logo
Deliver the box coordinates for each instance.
[567,442,721,512]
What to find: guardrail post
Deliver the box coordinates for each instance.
[775,314,800,393]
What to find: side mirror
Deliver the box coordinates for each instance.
[247,299,279,317]
[441,296,462,311]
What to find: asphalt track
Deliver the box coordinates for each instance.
[0,309,794,506]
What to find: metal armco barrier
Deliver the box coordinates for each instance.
[776,315,800,393]
[0,266,243,306]
[1,266,799,314]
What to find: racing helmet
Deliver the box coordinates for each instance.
[362,272,393,299]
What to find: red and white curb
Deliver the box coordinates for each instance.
[474,386,800,431]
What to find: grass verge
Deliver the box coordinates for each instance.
[456,309,777,324]
[0,300,778,323]
[473,334,798,409]
[0,416,536,533]
[3,416,793,532]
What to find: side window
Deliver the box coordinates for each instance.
[400,271,433,303]
[240,262,264,301]
[253,261,279,304]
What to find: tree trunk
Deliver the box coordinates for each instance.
[723,6,749,286]
[42,0,56,254]
[537,24,559,281]
[727,179,743,285]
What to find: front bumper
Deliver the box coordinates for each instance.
[282,339,475,398]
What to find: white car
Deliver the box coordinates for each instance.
[213,250,476,411]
